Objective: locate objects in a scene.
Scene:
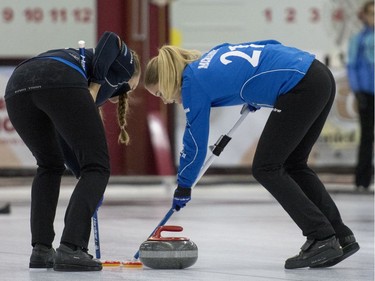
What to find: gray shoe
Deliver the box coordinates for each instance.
[54,244,102,271]
[29,244,55,268]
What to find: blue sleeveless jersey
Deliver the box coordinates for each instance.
[177,40,315,187]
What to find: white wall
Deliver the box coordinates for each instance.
[170,0,366,168]
[0,0,96,58]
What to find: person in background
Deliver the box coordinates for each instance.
[347,1,374,192]
[5,31,140,271]
[144,41,359,269]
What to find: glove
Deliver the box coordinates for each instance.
[248,104,260,112]
[172,186,192,211]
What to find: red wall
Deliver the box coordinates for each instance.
[96,0,172,175]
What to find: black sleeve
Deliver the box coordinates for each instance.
[95,82,130,107]
[111,82,131,97]
[91,31,122,85]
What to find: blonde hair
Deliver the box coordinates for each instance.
[117,50,141,145]
[145,45,201,101]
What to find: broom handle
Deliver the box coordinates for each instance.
[192,104,251,187]
[79,40,101,260]
[78,40,86,72]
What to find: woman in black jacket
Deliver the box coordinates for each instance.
[5,31,140,272]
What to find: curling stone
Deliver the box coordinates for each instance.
[139,225,198,269]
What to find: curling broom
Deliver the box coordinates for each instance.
[123,104,252,268]
[79,40,121,267]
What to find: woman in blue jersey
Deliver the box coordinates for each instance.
[347,1,374,191]
[144,41,359,269]
[5,31,140,271]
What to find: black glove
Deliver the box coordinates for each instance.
[248,104,260,112]
[172,186,192,211]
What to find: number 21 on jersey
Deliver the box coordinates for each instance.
[220,44,264,67]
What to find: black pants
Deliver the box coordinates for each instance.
[354,92,374,188]
[6,88,110,249]
[252,60,352,240]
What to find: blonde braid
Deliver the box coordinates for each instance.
[117,92,130,145]
[117,50,140,145]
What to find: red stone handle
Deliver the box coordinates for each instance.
[149,225,188,241]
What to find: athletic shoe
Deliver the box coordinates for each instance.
[29,244,55,268]
[310,235,360,268]
[284,236,343,269]
[53,244,102,271]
